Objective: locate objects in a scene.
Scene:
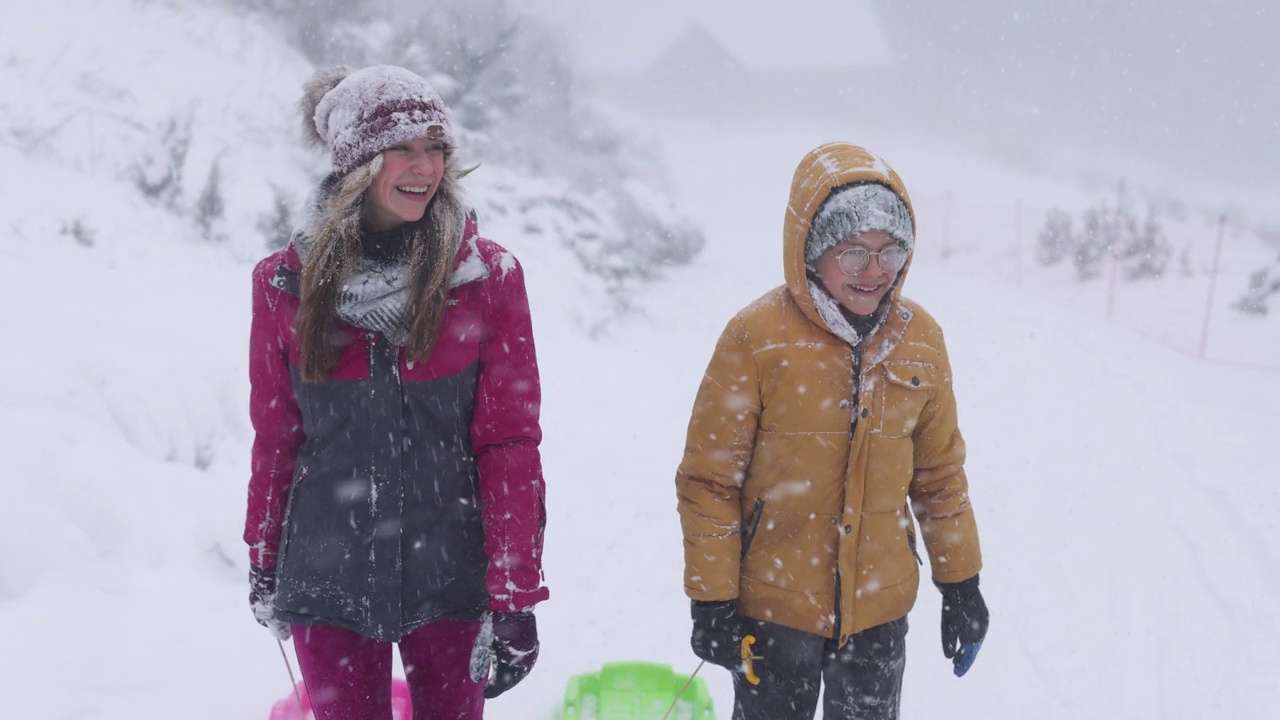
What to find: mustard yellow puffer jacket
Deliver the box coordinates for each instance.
[675,143,982,645]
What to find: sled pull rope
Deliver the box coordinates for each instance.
[278,638,305,710]
[666,500,768,718]
[661,660,704,720]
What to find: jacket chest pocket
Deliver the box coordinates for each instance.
[870,362,936,438]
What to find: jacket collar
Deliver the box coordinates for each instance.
[281,212,487,289]
[861,302,912,370]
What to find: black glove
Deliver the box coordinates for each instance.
[938,575,988,677]
[484,611,540,699]
[249,564,291,641]
[690,600,742,669]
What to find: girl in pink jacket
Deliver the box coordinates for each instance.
[245,65,548,720]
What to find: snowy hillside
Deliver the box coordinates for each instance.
[3,1,1279,719]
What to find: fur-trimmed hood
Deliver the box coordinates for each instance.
[783,144,917,348]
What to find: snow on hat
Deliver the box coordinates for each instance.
[805,183,914,267]
[301,65,455,176]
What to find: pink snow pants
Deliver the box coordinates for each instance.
[292,619,485,720]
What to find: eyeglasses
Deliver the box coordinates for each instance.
[833,245,908,275]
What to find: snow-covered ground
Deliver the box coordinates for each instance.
[3,2,1279,718]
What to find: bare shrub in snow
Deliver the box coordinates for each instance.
[1234,262,1280,316]
[1037,209,1073,267]
[60,217,96,247]
[194,158,227,243]
[1115,206,1170,281]
[1075,206,1118,281]
[256,183,296,251]
[129,113,193,211]
[1039,192,1171,283]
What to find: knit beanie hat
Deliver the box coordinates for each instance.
[805,183,914,267]
[301,65,455,177]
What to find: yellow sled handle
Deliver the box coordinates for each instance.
[741,634,761,685]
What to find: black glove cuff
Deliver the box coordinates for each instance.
[691,599,737,625]
[936,573,980,597]
[492,609,534,621]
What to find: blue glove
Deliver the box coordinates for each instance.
[938,575,988,677]
[952,639,984,677]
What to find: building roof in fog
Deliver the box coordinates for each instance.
[644,25,747,79]
[636,2,890,73]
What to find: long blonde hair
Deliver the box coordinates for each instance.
[293,153,467,381]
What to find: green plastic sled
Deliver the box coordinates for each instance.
[561,661,717,720]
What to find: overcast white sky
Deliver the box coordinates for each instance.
[509,0,891,72]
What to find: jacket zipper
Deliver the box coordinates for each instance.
[741,498,766,562]
[905,503,923,566]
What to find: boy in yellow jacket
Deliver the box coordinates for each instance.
[675,143,988,719]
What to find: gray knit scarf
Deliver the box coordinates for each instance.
[330,244,416,345]
[807,278,888,348]
[290,176,476,346]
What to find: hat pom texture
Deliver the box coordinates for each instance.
[805,183,914,268]
[301,65,455,176]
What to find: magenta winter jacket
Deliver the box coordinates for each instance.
[245,217,548,640]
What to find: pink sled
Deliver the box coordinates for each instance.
[269,677,413,720]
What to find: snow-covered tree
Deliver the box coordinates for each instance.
[1039,191,1171,283]
[1235,260,1280,316]
[194,158,226,243]
[223,0,704,320]
[1116,206,1170,281]
[130,113,193,211]
[1037,209,1073,267]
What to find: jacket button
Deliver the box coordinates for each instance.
[911,376,920,386]
[843,524,853,535]
[860,407,869,418]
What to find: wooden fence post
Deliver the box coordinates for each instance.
[941,191,953,265]
[1014,199,1023,287]
[1199,215,1228,360]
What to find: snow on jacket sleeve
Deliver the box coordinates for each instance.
[244,257,305,570]
[908,329,982,585]
[675,315,762,602]
[471,252,549,612]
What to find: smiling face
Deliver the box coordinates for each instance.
[813,229,904,316]
[361,136,447,232]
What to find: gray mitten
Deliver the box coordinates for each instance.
[249,565,291,641]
